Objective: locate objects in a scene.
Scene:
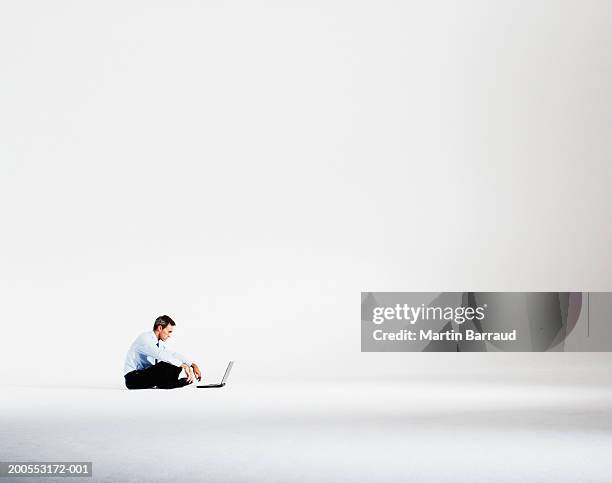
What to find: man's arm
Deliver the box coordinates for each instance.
[137,336,192,367]
[191,362,202,381]
[178,362,201,383]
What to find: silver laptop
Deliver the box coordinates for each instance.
[197,361,234,388]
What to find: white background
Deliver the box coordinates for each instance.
[1,0,612,387]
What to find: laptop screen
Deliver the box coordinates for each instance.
[221,361,234,383]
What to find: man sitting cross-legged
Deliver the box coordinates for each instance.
[124,315,202,389]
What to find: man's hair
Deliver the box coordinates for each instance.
[154,315,176,331]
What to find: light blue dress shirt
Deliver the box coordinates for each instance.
[124,331,192,375]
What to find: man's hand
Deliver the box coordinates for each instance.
[180,363,195,383]
[191,363,202,381]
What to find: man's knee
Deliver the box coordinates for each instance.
[156,362,181,375]
[125,372,153,390]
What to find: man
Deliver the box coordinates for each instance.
[124,315,202,389]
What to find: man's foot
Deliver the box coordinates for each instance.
[157,378,192,389]
[176,377,192,388]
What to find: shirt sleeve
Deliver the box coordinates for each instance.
[138,336,192,367]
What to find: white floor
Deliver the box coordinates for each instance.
[2,378,612,482]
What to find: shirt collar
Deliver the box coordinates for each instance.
[150,331,163,346]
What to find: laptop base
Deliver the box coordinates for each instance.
[196,362,234,389]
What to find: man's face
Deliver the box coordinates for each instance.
[156,324,174,341]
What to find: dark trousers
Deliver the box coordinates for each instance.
[124,362,182,389]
